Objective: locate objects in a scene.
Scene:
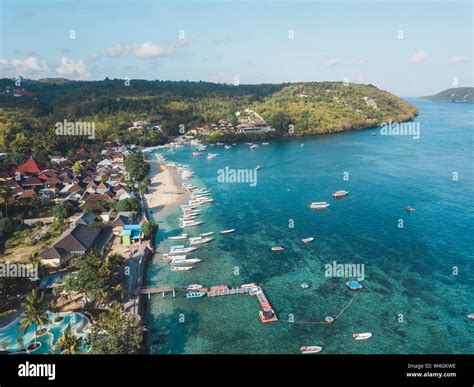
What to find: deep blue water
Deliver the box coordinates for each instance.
[145,99,474,354]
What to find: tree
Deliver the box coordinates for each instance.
[142,221,158,238]
[55,324,82,354]
[88,305,143,354]
[72,161,84,175]
[18,289,50,349]
[52,204,68,222]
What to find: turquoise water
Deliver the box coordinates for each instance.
[0,312,90,354]
[145,99,474,354]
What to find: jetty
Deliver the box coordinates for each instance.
[140,283,278,323]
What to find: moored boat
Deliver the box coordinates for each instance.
[220,229,236,234]
[171,266,193,272]
[200,232,214,237]
[309,202,330,209]
[332,190,349,198]
[168,233,188,240]
[301,237,314,243]
[353,332,372,341]
[346,280,363,290]
[300,346,322,354]
[186,292,207,298]
[271,246,284,251]
[187,284,204,291]
[467,313,474,320]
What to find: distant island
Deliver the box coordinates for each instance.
[422,87,474,103]
[0,78,418,156]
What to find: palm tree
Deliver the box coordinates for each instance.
[18,289,50,349]
[55,324,82,354]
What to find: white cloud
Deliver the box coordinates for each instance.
[102,41,173,59]
[449,55,468,64]
[409,51,427,64]
[326,57,339,66]
[0,56,49,78]
[56,56,91,79]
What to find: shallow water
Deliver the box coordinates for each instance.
[145,99,474,354]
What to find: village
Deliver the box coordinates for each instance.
[0,142,157,353]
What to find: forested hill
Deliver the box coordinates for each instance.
[422,87,474,103]
[0,78,417,158]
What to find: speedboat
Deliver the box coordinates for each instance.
[300,346,322,354]
[310,202,330,209]
[301,237,314,243]
[241,283,258,289]
[171,266,193,272]
[168,233,188,240]
[189,237,213,245]
[301,283,310,289]
[224,145,232,150]
[187,284,204,291]
[170,258,202,266]
[353,332,372,341]
[220,229,236,234]
[180,221,203,228]
[200,232,214,237]
[163,254,186,260]
[262,142,269,145]
[250,144,259,149]
[169,246,198,254]
[332,190,349,199]
[255,165,261,170]
[271,246,284,251]
[324,316,335,324]
[406,206,415,213]
[467,313,474,320]
[192,152,201,157]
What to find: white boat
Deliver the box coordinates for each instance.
[220,229,236,234]
[171,266,193,272]
[262,142,269,145]
[190,237,213,245]
[187,284,204,291]
[353,332,372,341]
[309,202,330,209]
[170,245,185,250]
[255,165,261,170]
[302,237,314,243]
[200,232,214,236]
[180,221,203,228]
[192,152,201,157]
[250,144,259,149]
[224,145,232,150]
[300,346,322,354]
[206,153,219,159]
[168,247,198,254]
[170,258,202,266]
[271,246,284,251]
[467,313,474,320]
[332,190,349,199]
[241,283,258,289]
[163,254,187,260]
[168,234,188,240]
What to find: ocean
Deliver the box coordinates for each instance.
[145,98,474,354]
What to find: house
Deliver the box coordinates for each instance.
[121,224,143,246]
[48,155,70,164]
[39,224,101,267]
[99,210,113,223]
[71,212,97,227]
[111,212,133,235]
[15,156,46,176]
[15,190,38,202]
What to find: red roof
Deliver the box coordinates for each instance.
[16,156,46,175]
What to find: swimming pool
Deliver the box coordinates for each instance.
[0,312,90,354]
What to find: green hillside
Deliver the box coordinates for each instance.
[0,78,418,158]
[422,87,474,103]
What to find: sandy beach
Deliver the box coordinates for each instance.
[143,160,186,215]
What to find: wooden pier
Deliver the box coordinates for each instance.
[139,285,176,297]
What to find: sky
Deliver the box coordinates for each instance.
[0,0,472,96]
